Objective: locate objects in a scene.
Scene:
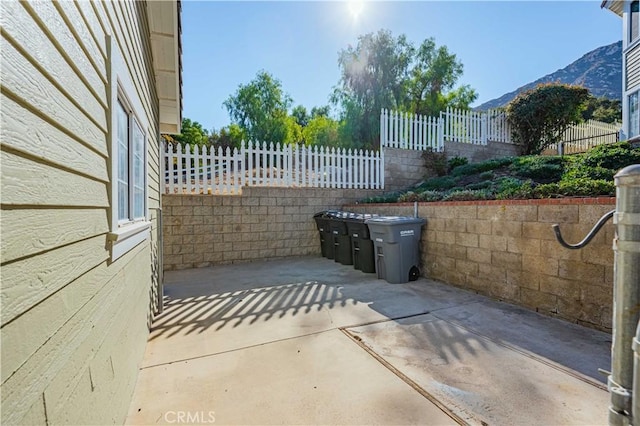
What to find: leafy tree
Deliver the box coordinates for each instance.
[303,116,341,147]
[332,30,475,150]
[291,105,310,127]
[506,83,590,155]
[283,115,303,145]
[208,124,246,150]
[173,118,209,147]
[582,96,622,124]
[332,30,413,149]
[224,71,295,143]
[311,105,331,118]
[405,38,477,116]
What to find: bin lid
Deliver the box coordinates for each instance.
[314,210,341,218]
[365,216,425,226]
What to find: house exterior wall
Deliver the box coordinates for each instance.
[347,198,616,332]
[1,1,166,424]
[627,42,640,91]
[620,1,640,139]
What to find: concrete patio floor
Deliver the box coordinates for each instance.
[126,257,611,425]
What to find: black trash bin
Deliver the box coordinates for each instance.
[313,211,337,259]
[344,213,376,273]
[329,212,353,266]
[365,216,426,284]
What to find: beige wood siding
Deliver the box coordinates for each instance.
[1,0,166,424]
[627,43,640,92]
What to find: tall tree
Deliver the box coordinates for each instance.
[332,30,476,149]
[224,71,296,143]
[405,38,477,116]
[332,30,413,148]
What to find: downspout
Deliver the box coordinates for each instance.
[552,164,640,425]
[610,165,640,425]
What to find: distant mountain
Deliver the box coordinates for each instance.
[475,41,622,110]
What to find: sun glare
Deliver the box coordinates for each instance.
[348,0,364,21]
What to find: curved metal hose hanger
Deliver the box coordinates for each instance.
[552,209,615,250]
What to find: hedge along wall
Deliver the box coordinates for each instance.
[162,187,381,271]
[347,198,616,332]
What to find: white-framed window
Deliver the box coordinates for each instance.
[108,35,150,261]
[630,90,639,139]
[631,1,639,44]
[116,97,147,223]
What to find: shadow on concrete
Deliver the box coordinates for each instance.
[150,280,357,338]
[150,258,610,386]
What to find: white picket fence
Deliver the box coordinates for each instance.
[163,141,383,195]
[379,109,444,151]
[381,107,622,155]
[544,120,621,155]
[380,107,512,150]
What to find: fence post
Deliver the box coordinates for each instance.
[165,141,172,194]
[380,109,385,149]
[437,117,444,151]
[481,113,488,145]
[380,144,385,189]
[609,165,640,426]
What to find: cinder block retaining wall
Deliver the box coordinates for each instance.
[444,140,520,162]
[383,148,425,192]
[162,187,381,270]
[383,142,522,192]
[347,198,616,332]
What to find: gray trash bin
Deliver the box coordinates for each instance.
[365,216,425,284]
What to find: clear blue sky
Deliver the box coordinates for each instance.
[181,1,621,132]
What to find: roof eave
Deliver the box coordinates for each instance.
[601,0,624,17]
[147,1,183,135]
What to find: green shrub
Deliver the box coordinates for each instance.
[479,171,495,180]
[509,155,566,181]
[361,192,402,203]
[443,189,494,201]
[467,180,493,190]
[533,183,560,198]
[364,142,630,204]
[494,176,523,192]
[418,190,444,202]
[447,156,468,173]
[417,175,459,191]
[532,179,615,197]
[563,165,616,181]
[496,180,535,200]
[557,178,615,196]
[398,191,420,202]
[450,157,513,177]
[580,142,640,170]
[563,142,640,183]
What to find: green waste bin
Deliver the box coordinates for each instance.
[365,216,425,284]
[329,212,353,266]
[344,213,376,273]
[313,211,338,259]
